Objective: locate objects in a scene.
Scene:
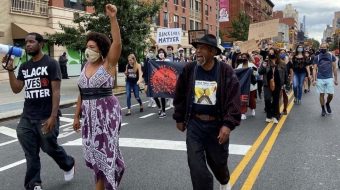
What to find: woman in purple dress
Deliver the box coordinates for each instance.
[72,4,125,190]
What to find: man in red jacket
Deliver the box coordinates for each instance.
[173,34,241,190]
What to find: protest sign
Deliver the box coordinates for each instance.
[239,39,258,53]
[248,19,279,40]
[156,28,182,45]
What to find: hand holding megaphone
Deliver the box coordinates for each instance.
[0,44,24,71]
[1,55,14,71]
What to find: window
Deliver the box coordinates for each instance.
[195,21,201,30]
[190,0,194,10]
[195,0,199,11]
[182,0,186,7]
[11,0,49,16]
[64,0,85,11]
[205,4,208,15]
[153,13,160,26]
[174,0,179,5]
[164,12,169,27]
[174,15,179,28]
[181,17,187,30]
[190,20,195,30]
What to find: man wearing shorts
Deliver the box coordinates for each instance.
[313,43,338,116]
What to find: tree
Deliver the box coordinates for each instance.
[48,0,162,71]
[307,38,320,50]
[228,12,250,41]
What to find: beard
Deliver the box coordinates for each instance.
[197,56,207,66]
[27,49,40,57]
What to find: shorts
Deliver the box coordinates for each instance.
[316,78,334,94]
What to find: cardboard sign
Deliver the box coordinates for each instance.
[239,39,258,53]
[188,30,207,44]
[156,28,182,45]
[248,19,279,40]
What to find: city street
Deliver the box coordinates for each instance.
[0,86,339,190]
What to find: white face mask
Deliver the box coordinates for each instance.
[85,48,101,63]
[158,53,165,59]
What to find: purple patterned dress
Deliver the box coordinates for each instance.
[78,64,125,189]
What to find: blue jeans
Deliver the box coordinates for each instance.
[16,117,74,190]
[126,81,142,109]
[293,72,306,100]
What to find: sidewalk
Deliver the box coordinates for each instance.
[0,73,127,120]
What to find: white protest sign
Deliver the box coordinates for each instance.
[156,28,182,45]
[248,19,279,40]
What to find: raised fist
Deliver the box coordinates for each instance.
[105,4,117,18]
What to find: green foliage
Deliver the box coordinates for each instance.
[47,0,162,71]
[308,38,320,50]
[228,12,250,41]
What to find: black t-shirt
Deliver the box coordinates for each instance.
[292,57,307,73]
[126,64,139,83]
[192,62,218,115]
[17,55,62,120]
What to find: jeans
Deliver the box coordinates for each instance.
[16,117,74,190]
[186,119,230,190]
[293,72,306,100]
[126,81,142,109]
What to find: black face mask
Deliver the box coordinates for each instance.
[320,49,327,54]
[269,54,276,59]
[237,59,244,64]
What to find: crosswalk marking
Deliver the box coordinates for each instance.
[59,117,74,123]
[0,159,26,172]
[139,113,155,118]
[0,126,17,139]
[63,138,252,156]
[0,139,18,147]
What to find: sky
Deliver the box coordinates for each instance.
[272,0,340,42]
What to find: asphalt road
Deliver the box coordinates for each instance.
[0,87,339,190]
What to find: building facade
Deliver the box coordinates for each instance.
[273,9,298,48]
[150,0,219,54]
[322,25,334,43]
[0,0,93,78]
[219,0,274,43]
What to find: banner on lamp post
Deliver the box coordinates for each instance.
[219,0,230,22]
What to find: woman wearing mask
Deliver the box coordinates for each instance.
[292,45,310,104]
[278,49,290,115]
[124,54,143,116]
[237,53,258,120]
[72,4,125,190]
[303,50,314,93]
[258,49,281,124]
[154,48,170,118]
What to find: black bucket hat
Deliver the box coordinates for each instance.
[191,34,222,55]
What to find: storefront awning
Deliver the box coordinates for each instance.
[11,23,56,39]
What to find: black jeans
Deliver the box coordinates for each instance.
[154,97,166,112]
[186,118,230,190]
[264,86,281,119]
[16,117,74,190]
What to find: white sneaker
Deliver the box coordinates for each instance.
[251,109,256,116]
[265,118,273,123]
[220,183,232,190]
[273,118,279,124]
[151,102,157,108]
[241,114,247,120]
[34,185,43,190]
[147,100,152,107]
[64,165,75,182]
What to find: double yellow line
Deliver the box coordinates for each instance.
[230,92,294,189]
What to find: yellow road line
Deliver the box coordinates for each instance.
[230,92,293,187]
[240,100,294,190]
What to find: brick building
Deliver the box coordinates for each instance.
[219,0,274,43]
[149,0,219,53]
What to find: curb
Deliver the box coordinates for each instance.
[0,90,127,122]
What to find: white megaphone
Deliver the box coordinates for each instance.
[0,44,25,57]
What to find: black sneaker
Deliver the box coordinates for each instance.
[326,103,332,114]
[321,110,326,117]
[159,112,166,118]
